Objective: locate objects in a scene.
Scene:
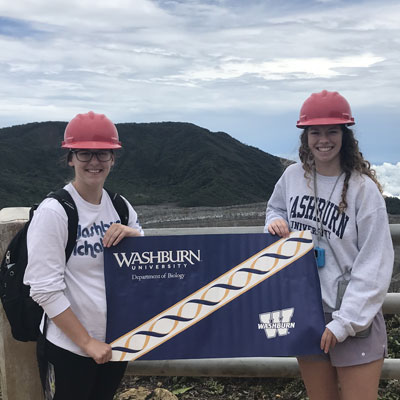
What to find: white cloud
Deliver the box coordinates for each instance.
[374,163,400,198]
[179,54,384,82]
[0,0,399,164]
[1,0,172,29]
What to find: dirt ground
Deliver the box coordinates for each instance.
[115,374,400,400]
[116,375,309,399]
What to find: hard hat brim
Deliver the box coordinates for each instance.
[61,141,122,149]
[296,117,355,128]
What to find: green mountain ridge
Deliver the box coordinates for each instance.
[1,120,399,213]
[0,121,285,209]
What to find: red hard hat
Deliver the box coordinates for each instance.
[61,111,121,149]
[296,90,355,128]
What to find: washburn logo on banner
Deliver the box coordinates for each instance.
[112,249,202,271]
[258,308,296,339]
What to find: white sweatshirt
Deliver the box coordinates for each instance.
[265,163,394,342]
[24,183,143,356]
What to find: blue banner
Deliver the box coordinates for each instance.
[104,231,325,361]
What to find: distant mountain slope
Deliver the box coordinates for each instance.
[0,121,285,208]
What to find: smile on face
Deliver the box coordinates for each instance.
[307,124,343,175]
[68,149,114,189]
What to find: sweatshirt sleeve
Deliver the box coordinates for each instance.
[264,171,289,233]
[326,184,394,342]
[24,200,71,318]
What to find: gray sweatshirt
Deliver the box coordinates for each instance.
[265,163,394,342]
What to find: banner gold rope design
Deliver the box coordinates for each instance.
[111,231,313,361]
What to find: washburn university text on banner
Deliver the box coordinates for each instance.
[104,231,326,362]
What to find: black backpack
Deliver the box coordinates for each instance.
[0,188,129,342]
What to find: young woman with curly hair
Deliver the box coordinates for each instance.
[265,90,393,400]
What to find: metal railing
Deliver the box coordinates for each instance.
[126,355,400,380]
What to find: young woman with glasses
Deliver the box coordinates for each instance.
[24,111,143,400]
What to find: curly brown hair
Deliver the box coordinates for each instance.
[299,125,382,212]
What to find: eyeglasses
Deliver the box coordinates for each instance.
[71,150,113,162]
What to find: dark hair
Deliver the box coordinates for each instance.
[67,150,73,164]
[299,125,382,212]
[58,150,73,167]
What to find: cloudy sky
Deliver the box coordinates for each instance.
[1,0,399,196]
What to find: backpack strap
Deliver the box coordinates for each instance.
[46,189,79,262]
[45,188,128,260]
[105,188,129,226]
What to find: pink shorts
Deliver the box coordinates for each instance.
[298,310,387,367]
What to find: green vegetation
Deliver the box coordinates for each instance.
[1,121,398,214]
[0,121,284,209]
